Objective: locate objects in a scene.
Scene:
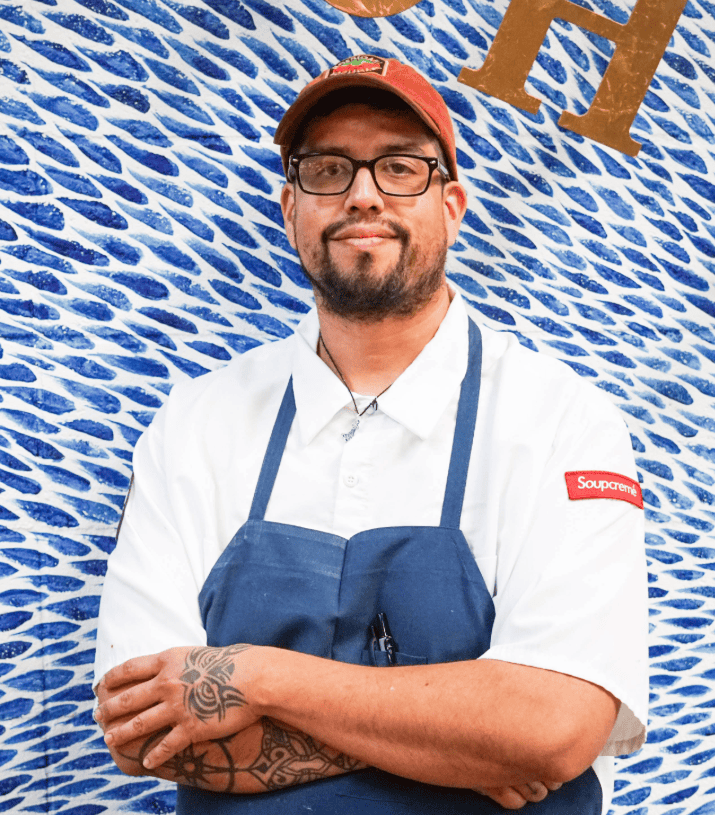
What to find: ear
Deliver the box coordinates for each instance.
[281,182,297,250]
[442,181,468,247]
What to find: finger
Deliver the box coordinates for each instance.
[103,655,163,690]
[473,787,527,810]
[514,781,549,802]
[104,703,173,749]
[497,788,527,810]
[545,781,563,792]
[142,727,193,770]
[95,678,159,725]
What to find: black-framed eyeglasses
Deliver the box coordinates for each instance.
[288,153,450,197]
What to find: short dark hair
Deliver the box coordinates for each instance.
[288,87,448,175]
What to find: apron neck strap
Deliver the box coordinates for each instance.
[248,377,296,521]
[440,319,483,529]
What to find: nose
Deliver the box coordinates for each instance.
[343,166,384,213]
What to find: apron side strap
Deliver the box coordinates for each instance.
[248,377,297,521]
[440,320,483,529]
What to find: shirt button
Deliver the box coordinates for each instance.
[344,473,358,488]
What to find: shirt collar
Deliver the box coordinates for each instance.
[291,290,470,445]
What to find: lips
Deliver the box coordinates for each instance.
[332,227,396,240]
[322,218,408,246]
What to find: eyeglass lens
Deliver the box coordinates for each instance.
[297,155,432,195]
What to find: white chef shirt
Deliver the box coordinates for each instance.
[94,290,648,811]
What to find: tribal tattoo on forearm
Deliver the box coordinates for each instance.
[119,718,367,793]
[248,718,366,791]
[179,644,252,723]
[123,727,239,790]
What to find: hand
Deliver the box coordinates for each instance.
[473,781,563,809]
[94,644,261,769]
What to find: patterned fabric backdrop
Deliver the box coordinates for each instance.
[0,0,713,813]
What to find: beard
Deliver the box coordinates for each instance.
[297,216,448,322]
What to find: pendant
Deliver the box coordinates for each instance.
[343,417,359,442]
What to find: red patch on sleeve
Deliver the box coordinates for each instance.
[565,470,643,509]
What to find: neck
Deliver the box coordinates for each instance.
[316,283,452,396]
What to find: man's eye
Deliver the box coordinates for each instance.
[382,159,419,176]
[322,163,346,176]
[305,160,349,181]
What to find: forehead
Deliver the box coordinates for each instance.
[300,103,438,156]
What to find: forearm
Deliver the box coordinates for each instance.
[96,673,366,792]
[255,650,618,789]
[108,717,366,792]
[97,645,617,797]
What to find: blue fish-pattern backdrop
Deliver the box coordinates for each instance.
[0,0,713,812]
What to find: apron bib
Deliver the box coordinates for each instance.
[177,321,602,814]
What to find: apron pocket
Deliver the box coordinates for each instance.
[361,648,427,667]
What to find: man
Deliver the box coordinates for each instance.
[93,55,648,814]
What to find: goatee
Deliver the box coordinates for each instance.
[298,217,447,322]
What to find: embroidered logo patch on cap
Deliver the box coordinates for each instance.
[565,471,643,509]
[328,55,387,77]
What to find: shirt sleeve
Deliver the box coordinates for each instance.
[93,395,207,689]
[480,380,648,757]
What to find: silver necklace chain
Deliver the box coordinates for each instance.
[318,332,392,442]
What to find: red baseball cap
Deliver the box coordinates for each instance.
[274,54,459,181]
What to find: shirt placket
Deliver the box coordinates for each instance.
[333,403,378,538]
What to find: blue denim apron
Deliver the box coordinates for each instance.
[177,321,602,814]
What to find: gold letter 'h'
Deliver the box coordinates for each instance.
[459,0,688,156]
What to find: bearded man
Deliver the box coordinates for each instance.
[93,54,648,815]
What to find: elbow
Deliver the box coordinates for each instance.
[542,690,620,785]
[506,745,588,788]
[541,722,614,785]
[544,750,596,786]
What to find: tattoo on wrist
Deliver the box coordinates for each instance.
[119,718,366,793]
[248,718,365,790]
[180,645,252,722]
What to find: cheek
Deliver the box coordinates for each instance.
[292,205,320,245]
[405,197,446,233]
[292,211,327,265]
[293,213,313,255]
[413,209,447,247]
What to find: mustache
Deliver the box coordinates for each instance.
[322,217,409,244]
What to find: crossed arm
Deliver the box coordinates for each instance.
[95,646,366,793]
[94,702,366,794]
[94,643,618,809]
